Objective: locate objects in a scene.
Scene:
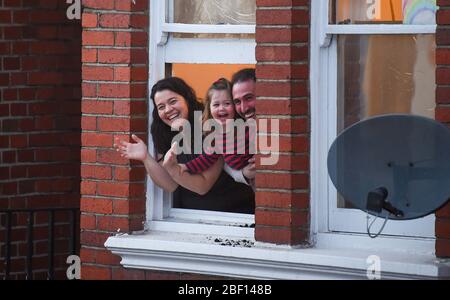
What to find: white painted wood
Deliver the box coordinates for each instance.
[169,208,255,224]
[162,23,255,34]
[165,38,256,64]
[149,221,254,238]
[326,24,437,35]
[105,231,449,280]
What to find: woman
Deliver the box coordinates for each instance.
[115,77,254,213]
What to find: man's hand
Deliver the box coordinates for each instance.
[114,134,148,161]
[242,157,256,181]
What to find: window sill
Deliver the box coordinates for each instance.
[105,230,450,280]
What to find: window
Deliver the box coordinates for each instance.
[147,0,256,232]
[311,0,437,238]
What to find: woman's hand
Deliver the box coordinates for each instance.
[115,134,148,161]
[242,157,256,180]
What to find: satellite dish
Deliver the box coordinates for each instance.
[328,114,450,221]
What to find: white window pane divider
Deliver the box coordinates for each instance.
[326,24,436,35]
[165,38,256,64]
[162,23,255,34]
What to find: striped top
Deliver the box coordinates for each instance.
[185,128,254,174]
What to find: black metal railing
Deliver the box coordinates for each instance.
[0,207,79,280]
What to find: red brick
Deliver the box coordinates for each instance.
[436,107,450,123]
[97,216,130,231]
[80,231,111,247]
[265,135,308,152]
[82,13,98,28]
[97,182,130,197]
[81,149,97,163]
[81,197,113,214]
[82,66,114,81]
[436,203,450,218]
[130,14,148,28]
[98,49,130,64]
[82,48,97,63]
[437,67,450,85]
[98,83,130,98]
[114,67,130,81]
[99,14,130,28]
[256,153,309,171]
[81,116,97,130]
[82,132,113,147]
[436,218,450,238]
[437,87,450,104]
[82,0,115,10]
[97,117,130,132]
[82,31,114,46]
[112,199,146,214]
[255,226,308,245]
[436,239,450,258]
[0,10,12,23]
[80,214,96,230]
[81,165,112,180]
[256,27,309,43]
[82,100,113,114]
[115,0,148,11]
[256,209,308,227]
[112,268,145,280]
[97,149,128,165]
[114,166,146,182]
[81,265,111,280]
[256,172,309,189]
[257,81,308,97]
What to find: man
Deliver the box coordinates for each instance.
[231,68,256,121]
[226,68,257,186]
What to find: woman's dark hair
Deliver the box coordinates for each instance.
[150,77,204,155]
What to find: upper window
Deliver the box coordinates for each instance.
[312,0,437,238]
[147,0,256,229]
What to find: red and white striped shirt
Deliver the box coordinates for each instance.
[185,129,254,174]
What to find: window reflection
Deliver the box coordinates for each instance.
[336,34,436,208]
[173,0,256,25]
[330,0,437,25]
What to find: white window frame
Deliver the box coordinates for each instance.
[146,0,256,236]
[311,0,437,241]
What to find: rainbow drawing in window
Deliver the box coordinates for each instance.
[402,0,437,24]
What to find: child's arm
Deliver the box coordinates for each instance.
[163,143,223,195]
[185,153,219,173]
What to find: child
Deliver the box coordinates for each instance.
[177,78,255,188]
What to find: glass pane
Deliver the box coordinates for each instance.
[172,0,256,25]
[169,63,256,213]
[171,63,255,101]
[336,34,436,208]
[330,0,437,25]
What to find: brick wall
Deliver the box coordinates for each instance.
[0,0,81,279]
[435,0,450,258]
[254,0,310,245]
[80,0,149,279]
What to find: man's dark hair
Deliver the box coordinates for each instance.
[231,68,256,87]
